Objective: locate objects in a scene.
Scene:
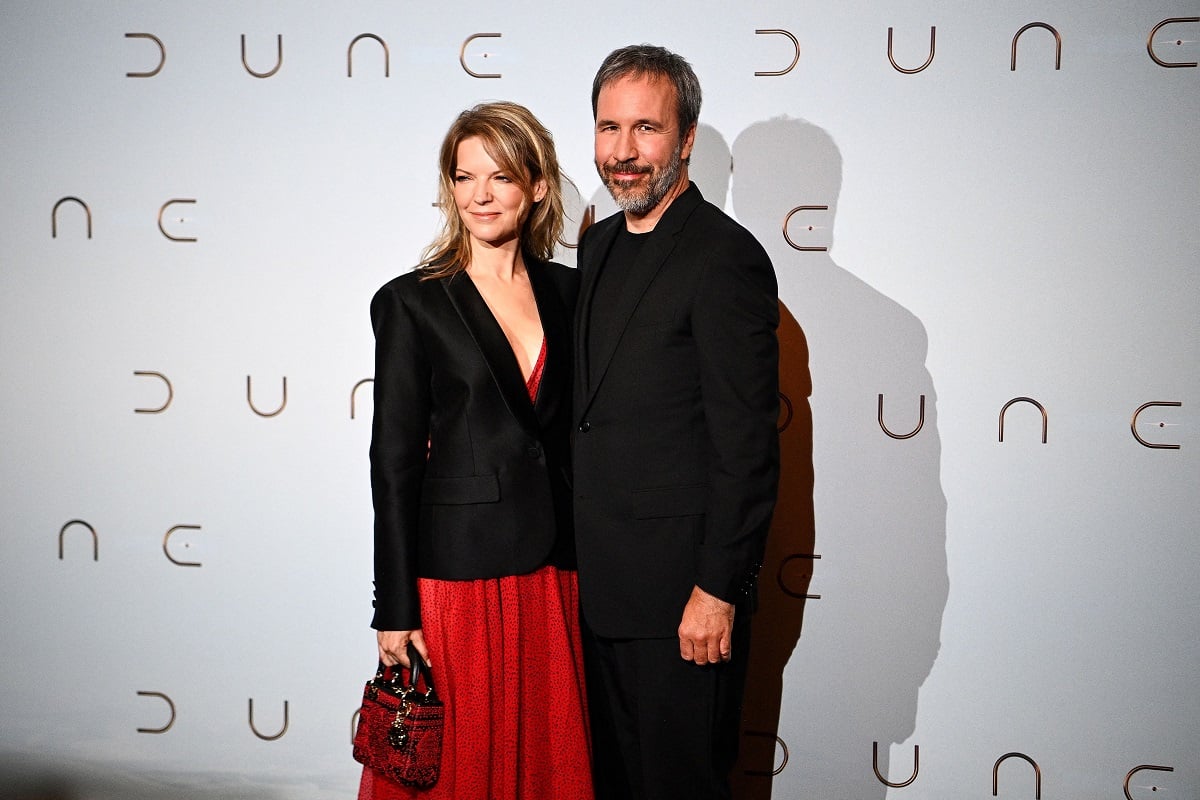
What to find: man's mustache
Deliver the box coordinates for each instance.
[604,160,652,176]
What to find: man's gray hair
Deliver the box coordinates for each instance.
[591,44,702,133]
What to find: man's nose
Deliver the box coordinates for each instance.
[612,129,637,163]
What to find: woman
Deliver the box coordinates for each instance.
[359,102,592,800]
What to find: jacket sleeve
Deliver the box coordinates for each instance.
[369,281,431,630]
[691,232,781,606]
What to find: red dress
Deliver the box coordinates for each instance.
[359,340,593,800]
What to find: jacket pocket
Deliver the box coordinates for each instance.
[631,484,708,519]
[421,474,501,505]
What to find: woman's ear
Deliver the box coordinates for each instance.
[532,177,548,203]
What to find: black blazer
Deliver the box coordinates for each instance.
[573,183,780,638]
[370,258,578,631]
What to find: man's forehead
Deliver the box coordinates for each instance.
[597,74,677,114]
[600,72,674,95]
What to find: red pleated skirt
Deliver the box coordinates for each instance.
[358,565,594,800]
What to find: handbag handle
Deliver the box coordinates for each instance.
[405,642,437,696]
[374,643,438,697]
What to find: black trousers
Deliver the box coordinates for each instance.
[582,611,751,800]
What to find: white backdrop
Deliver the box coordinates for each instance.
[1,2,1196,799]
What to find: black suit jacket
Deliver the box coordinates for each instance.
[573,183,780,639]
[370,258,578,630]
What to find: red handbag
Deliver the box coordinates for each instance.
[353,644,444,788]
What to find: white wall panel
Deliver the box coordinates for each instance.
[2,2,1196,798]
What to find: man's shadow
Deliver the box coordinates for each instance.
[730,117,949,800]
[686,123,816,800]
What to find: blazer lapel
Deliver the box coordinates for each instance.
[441,272,540,435]
[579,183,705,412]
[575,217,620,404]
[527,259,569,429]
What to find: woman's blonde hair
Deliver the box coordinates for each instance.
[419,102,568,279]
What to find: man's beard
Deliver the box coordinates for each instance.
[598,139,684,215]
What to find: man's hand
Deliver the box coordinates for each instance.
[677,585,735,665]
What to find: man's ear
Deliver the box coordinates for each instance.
[680,124,697,162]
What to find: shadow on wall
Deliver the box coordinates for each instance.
[732,297,814,799]
[728,118,949,800]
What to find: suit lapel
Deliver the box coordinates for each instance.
[575,217,620,403]
[578,183,705,413]
[441,271,540,435]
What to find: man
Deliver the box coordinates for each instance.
[573,44,781,800]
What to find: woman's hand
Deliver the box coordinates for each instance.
[377,629,430,668]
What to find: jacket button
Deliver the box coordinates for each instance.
[578,421,591,433]
[526,445,541,458]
